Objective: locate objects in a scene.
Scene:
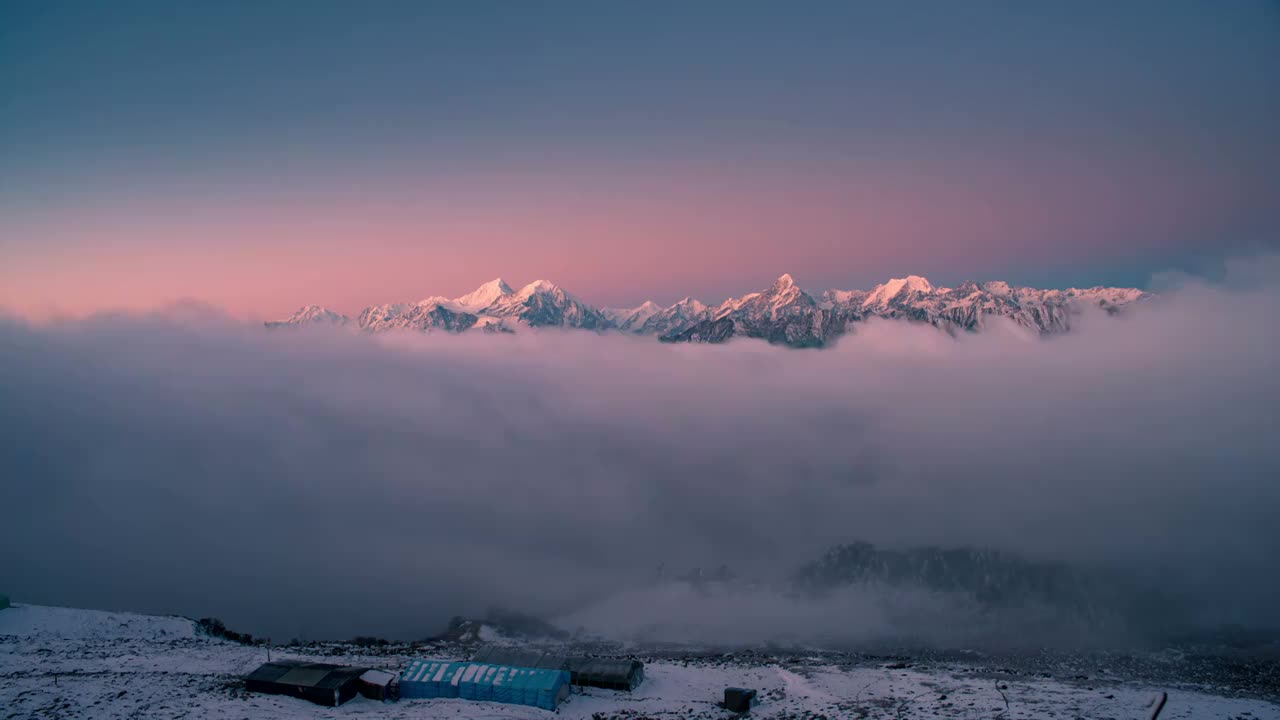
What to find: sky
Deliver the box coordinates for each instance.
[2,1,1278,319]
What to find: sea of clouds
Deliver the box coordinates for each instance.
[1,256,1277,646]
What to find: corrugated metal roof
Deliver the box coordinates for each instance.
[245,660,366,690]
[400,660,569,710]
[275,667,332,687]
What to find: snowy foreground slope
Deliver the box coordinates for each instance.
[2,604,1275,719]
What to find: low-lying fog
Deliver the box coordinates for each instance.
[2,257,1277,648]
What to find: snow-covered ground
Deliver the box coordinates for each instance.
[2,604,1276,719]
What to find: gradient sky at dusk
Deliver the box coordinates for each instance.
[2,1,1278,319]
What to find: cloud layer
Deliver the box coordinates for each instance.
[2,257,1277,645]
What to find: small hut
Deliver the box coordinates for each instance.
[566,658,645,691]
[358,669,399,701]
[244,660,366,707]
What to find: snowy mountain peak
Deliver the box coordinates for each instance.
[863,275,935,307]
[674,297,708,313]
[762,273,813,309]
[1066,286,1147,305]
[604,301,660,318]
[823,289,868,306]
[605,300,664,331]
[891,275,933,294]
[264,305,350,329]
[307,304,337,316]
[483,279,608,329]
[625,296,714,336]
[453,278,514,311]
[518,279,561,296]
[982,280,1013,296]
[632,300,663,317]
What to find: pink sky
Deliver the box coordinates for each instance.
[4,2,1277,322]
[0,148,1265,321]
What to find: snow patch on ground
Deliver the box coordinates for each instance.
[0,604,196,641]
[1,604,1276,719]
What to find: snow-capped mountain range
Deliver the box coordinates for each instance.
[267,274,1149,347]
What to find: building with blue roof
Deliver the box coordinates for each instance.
[400,659,570,711]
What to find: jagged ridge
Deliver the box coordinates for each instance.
[267,274,1150,347]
